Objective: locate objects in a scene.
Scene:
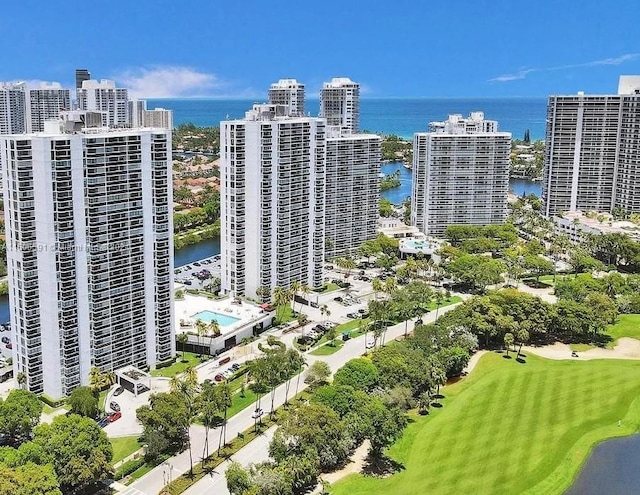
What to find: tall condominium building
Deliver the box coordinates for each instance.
[324,131,381,258]
[26,82,71,132]
[220,104,325,299]
[0,112,174,398]
[543,76,640,217]
[0,82,26,135]
[143,108,174,129]
[77,79,129,128]
[75,69,91,90]
[128,99,147,127]
[268,79,305,117]
[411,112,511,236]
[320,77,360,134]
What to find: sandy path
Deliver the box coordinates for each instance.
[321,440,371,485]
[464,350,488,374]
[524,337,640,361]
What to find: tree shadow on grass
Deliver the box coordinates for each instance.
[431,402,443,408]
[362,453,405,478]
[516,357,526,364]
[433,394,445,400]
[502,355,512,360]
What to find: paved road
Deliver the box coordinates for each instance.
[126,301,463,495]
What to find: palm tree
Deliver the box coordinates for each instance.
[177,333,188,361]
[216,383,232,456]
[170,374,198,475]
[194,319,207,357]
[290,280,302,315]
[384,277,398,296]
[255,285,271,303]
[504,332,515,357]
[371,277,384,301]
[516,328,530,359]
[16,371,27,390]
[198,381,218,460]
[273,286,291,323]
[418,391,432,415]
[295,353,308,397]
[88,366,102,392]
[208,320,221,338]
[434,290,445,319]
[430,366,447,397]
[283,349,303,405]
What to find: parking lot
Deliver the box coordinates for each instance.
[0,322,13,362]
[174,255,221,290]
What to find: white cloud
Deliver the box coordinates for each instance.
[113,66,223,98]
[488,69,536,83]
[489,53,640,83]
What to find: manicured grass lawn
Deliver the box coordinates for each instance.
[428,295,462,310]
[110,436,143,464]
[606,314,640,344]
[227,388,258,418]
[310,340,344,356]
[568,314,640,351]
[151,352,203,378]
[331,353,640,495]
[125,463,156,484]
[41,403,69,414]
[569,343,595,352]
[275,305,295,324]
[313,282,342,293]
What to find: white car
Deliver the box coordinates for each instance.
[366,340,375,349]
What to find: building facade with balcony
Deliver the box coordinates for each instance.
[0,113,174,398]
[542,76,640,217]
[411,112,511,236]
[324,131,381,258]
[26,82,71,132]
[268,79,305,117]
[77,79,129,128]
[320,77,360,135]
[220,104,325,299]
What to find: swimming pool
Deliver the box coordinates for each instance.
[192,310,240,327]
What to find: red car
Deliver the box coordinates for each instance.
[108,411,122,423]
[214,374,224,382]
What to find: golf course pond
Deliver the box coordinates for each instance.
[566,434,640,494]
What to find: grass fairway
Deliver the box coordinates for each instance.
[330,353,640,495]
[606,314,640,344]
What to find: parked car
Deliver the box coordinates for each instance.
[97,417,110,428]
[325,265,334,270]
[231,363,241,371]
[1,337,8,344]
[5,343,11,350]
[219,356,231,366]
[361,276,370,282]
[358,308,366,314]
[113,386,124,396]
[109,401,121,412]
[366,340,375,349]
[334,296,343,302]
[347,312,359,319]
[107,411,122,423]
[183,280,192,286]
[193,262,201,266]
[310,301,319,308]
[214,374,225,382]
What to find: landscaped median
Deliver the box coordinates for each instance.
[162,394,309,495]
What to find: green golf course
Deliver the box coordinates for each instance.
[330,352,640,495]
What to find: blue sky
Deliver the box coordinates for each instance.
[2,0,639,98]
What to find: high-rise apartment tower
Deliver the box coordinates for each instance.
[411,112,511,236]
[0,112,174,398]
[542,76,640,217]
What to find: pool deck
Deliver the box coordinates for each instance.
[175,292,266,337]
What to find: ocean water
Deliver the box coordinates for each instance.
[147,97,548,141]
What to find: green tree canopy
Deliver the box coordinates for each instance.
[333,358,379,392]
[67,386,99,418]
[0,390,43,443]
[32,414,112,493]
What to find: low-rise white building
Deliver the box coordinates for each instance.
[553,211,640,243]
